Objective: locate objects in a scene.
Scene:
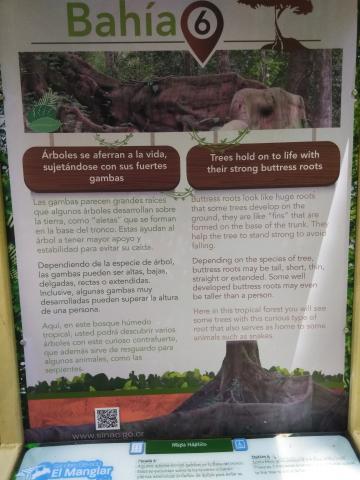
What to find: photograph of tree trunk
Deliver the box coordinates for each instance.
[25,341,347,443]
[19,49,342,134]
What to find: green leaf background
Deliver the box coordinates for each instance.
[0,71,29,426]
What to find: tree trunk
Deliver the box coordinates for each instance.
[217,51,231,73]
[183,52,196,76]
[286,50,313,126]
[274,6,285,51]
[104,52,117,77]
[312,50,333,127]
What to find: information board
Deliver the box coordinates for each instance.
[16,436,360,480]
[0,0,357,443]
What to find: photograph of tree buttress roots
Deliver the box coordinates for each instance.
[20,49,342,137]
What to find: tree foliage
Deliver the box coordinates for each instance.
[344,23,360,391]
[0,73,28,426]
[27,366,346,396]
[238,0,313,16]
[28,369,217,395]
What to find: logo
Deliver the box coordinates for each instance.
[181,1,224,66]
[129,442,145,455]
[16,460,113,480]
[233,438,248,452]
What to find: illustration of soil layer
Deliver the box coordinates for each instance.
[26,341,347,442]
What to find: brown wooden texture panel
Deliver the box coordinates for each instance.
[23,147,180,193]
[187,142,340,190]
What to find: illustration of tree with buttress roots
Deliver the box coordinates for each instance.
[237,0,313,51]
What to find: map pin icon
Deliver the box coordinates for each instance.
[181,1,224,66]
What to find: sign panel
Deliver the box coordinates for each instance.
[0,0,357,442]
[16,436,360,480]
